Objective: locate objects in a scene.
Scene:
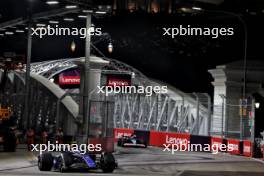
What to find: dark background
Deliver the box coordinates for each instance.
[0,0,264,96]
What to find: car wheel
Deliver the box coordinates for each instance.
[61,152,73,167]
[117,140,121,146]
[144,141,148,148]
[38,153,53,171]
[59,163,66,173]
[100,152,116,173]
[118,139,125,147]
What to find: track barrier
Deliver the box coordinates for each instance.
[114,128,254,157]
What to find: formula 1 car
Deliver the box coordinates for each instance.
[117,134,147,148]
[38,151,117,173]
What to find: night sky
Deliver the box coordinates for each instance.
[1,0,264,96]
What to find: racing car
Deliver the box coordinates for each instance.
[38,151,117,173]
[117,134,147,148]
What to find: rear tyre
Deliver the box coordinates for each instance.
[38,153,53,171]
[100,153,116,173]
[143,141,148,148]
[117,140,124,147]
[117,139,122,147]
[60,164,66,173]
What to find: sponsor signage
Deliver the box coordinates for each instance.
[149,131,190,147]
[211,137,223,152]
[107,78,130,86]
[106,74,131,87]
[227,139,240,155]
[243,140,252,157]
[113,128,255,158]
[58,69,80,85]
[114,128,134,142]
[59,75,80,85]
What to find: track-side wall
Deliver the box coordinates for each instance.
[114,128,253,157]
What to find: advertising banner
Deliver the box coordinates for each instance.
[107,78,130,86]
[227,139,241,155]
[149,131,190,147]
[211,137,223,152]
[243,140,252,157]
[59,75,80,85]
[58,69,80,85]
[106,74,131,87]
[190,135,211,150]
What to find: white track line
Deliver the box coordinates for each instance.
[251,158,264,164]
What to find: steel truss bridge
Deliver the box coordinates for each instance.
[0,57,211,136]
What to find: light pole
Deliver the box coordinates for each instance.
[24,1,33,130]
[211,11,247,141]
[192,8,248,140]
[76,12,111,145]
[82,13,91,145]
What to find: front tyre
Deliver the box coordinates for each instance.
[100,153,116,173]
[60,164,66,173]
[38,153,53,171]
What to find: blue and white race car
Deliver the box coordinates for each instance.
[38,151,117,173]
[117,134,147,148]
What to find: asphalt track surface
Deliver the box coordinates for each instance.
[0,145,264,176]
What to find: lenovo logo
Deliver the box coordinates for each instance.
[59,76,80,85]
[165,135,188,144]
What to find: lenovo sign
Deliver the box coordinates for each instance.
[149,131,190,147]
[227,139,241,155]
[243,140,252,157]
[106,74,131,87]
[59,76,80,85]
[211,137,223,152]
[107,78,130,86]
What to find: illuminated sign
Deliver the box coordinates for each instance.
[107,78,130,86]
[107,75,131,87]
[59,75,80,85]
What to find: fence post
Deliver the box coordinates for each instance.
[193,93,200,135]
[219,94,226,138]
